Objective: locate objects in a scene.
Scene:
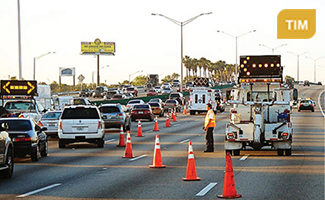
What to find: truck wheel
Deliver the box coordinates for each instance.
[285,149,292,156]
[40,141,48,157]
[59,139,66,148]
[2,147,14,179]
[97,138,104,148]
[31,145,40,162]
[225,150,232,155]
[233,150,240,156]
[277,149,284,156]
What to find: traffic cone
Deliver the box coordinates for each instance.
[136,119,143,137]
[149,135,166,168]
[172,109,177,122]
[123,131,134,158]
[116,125,125,147]
[183,105,187,115]
[183,141,200,181]
[217,152,242,199]
[166,113,171,127]
[153,116,159,131]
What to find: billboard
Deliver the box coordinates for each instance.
[60,67,75,76]
[0,80,37,96]
[81,38,115,53]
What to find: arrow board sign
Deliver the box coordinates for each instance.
[0,80,37,96]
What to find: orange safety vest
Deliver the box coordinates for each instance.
[204,109,216,128]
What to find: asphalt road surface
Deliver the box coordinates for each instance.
[0,85,324,200]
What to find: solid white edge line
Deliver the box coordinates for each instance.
[180,139,190,143]
[129,154,147,162]
[17,183,62,198]
[240,154,250,161]
[317,89,325,118]
[196,182,218,197]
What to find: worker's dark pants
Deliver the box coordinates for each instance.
[205,127,214,151]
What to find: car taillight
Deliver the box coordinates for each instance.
[131,110,137,114]
[231,110,237,113]
[281,132,289,140]
[58,121,62,130]
[98,121,103,129]
[13,137,32,142]
[38,121,44,127]
[116,113,123,116]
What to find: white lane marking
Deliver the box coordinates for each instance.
[179,139,190,143]
[318,89,325,118]
[104,139,115,144]
[17,183,62,198]
[173,124,181,127]
[129,155,147,162]
[196,182,218,197]
[240,154,250,161]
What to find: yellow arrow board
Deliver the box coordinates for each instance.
[0,80,37,96]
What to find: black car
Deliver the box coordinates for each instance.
[303,80,310,86]
[79,88,91,97]
[0,118,48,162]
[92,86,107,98]
[298,99,314,112]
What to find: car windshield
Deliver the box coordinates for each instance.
[0,119,32,131]
[133,105,150,109]
[4,102,36,112]
[127,88,134,91]
[42,112,62,120]
[74,99,86,105]
[128,100,141,104]
[301,100,312,104]
[61,107,99,119]
[149,99,159,102]
[112,94,123,98]
[166,100,176,104]
[148,103,160,107]
[99,106,120,113]
[148,90,156,92]
[170,94,180,98]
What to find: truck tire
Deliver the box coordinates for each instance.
[2,147,14,179]
[233,150,240,156]
[285,149,292,156]
[97,138,104,148]
[59,139,66,148]
[277,149,284,156]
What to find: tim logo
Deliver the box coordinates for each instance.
[277,9,316,39]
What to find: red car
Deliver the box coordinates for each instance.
[131,104,154,121]
[147,89,158,97]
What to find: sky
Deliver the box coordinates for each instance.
[0,0,324,85]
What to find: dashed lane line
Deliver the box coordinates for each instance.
[179,139,190,143]
[104,139,116,144]
[239,154,250,161]
[196,182,218,197]
[128,154,147,162]
[17,183,62,198]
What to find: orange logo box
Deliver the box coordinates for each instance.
[277,9,316,39]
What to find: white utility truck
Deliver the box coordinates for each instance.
[188,77,217,115]
[225,55,295,156]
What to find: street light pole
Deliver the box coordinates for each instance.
[259,44,287,54]
[217,30,256,80]
[305,56,325,83]
[288,51,309,82]
[33,52,56,80]
[152,12,212,92]
[17,0,22,80]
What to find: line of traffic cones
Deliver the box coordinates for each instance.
[217,152,242,198]
[116,125,125,147]
[123,131,134,158]
[149,135,166,168]
[136,119,144,137]
[183,141,200,181]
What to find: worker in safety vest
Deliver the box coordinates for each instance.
[203,103,216,152]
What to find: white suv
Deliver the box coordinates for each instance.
[58,105,104,148]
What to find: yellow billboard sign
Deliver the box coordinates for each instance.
[81,39,115,53]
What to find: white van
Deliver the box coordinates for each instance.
[52,96,74,111]
[35,85,51,110]
[188,87,217,115]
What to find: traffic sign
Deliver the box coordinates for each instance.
[0,80,37,96]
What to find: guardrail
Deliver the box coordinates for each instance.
[318,89,325,118]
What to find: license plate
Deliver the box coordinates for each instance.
[77,127,84,131]
[138,111,143,114]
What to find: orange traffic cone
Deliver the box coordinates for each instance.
[183,105,187,115]
[116,125,125,147]
[149,135,166,168]
[183,141,200,181]
[166,113,171,127]
[136,119,143,137]
[172,109,177,122]
[153,116,159,131]
[123,131,134,158]
[217,152,242,198]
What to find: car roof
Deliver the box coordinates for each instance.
[64,105,98,109]
[100,103,121,107]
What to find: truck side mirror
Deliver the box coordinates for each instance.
[293,89,298,101]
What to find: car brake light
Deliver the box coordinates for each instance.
[231,110,237,113]
[38,121,44,127]
[281,132,289,140]
[58,121,62,130]
[13,137,32,142]
[116,113,123,116]
[98,121,103,129]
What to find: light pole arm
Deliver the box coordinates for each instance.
[35,52,55,60]
[183,12,211,26]
[152,13,181,26]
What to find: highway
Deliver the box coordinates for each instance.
[0,85,324,200]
